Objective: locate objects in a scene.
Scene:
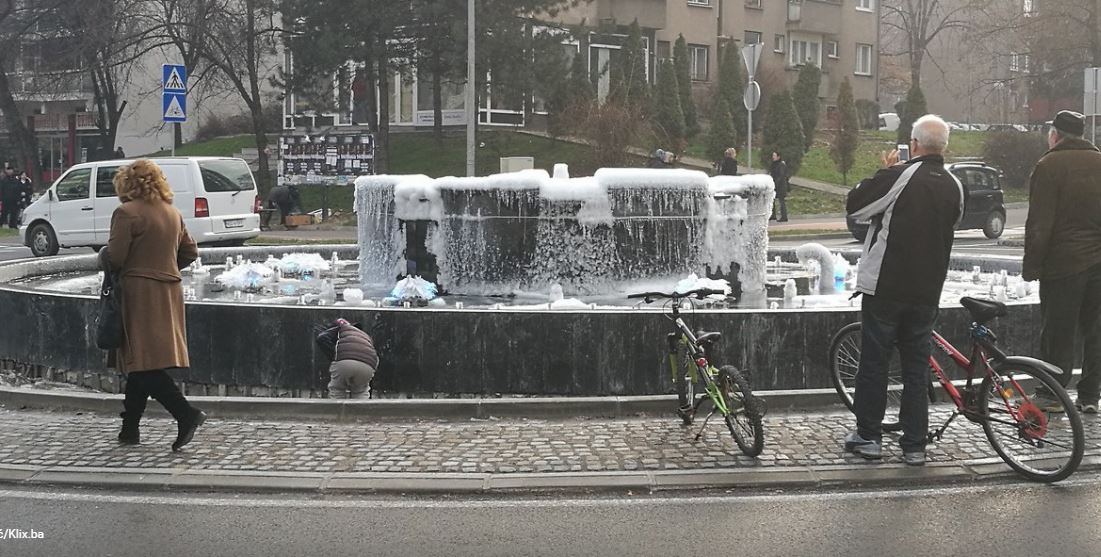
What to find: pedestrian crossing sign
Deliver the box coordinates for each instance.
[163,92,187,123]
[162,63,188,123]
[162,64,187,93]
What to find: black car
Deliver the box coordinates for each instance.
[846,162,1007,242]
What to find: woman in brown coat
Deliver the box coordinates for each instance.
[108,159,205,451]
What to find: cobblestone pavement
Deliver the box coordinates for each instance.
[0,405,1098,474]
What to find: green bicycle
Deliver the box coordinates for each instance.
[628,288,766,457]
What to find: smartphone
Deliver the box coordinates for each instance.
[897,144,911,162]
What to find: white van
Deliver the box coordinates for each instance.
[19,157,261,257]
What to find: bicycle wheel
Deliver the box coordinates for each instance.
[718,365,764,457]
[828,322,904,432]
[979,363,1084,483]
[673,351,695,425]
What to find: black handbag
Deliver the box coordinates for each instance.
[95,270,124,350]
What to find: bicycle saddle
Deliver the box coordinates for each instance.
[960,297,1007,324]
[696,331,722,344]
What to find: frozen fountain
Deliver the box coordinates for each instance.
[0,166,1044,400]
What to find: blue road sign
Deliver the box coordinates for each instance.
[163,92,187,123]
[162,64,187,92]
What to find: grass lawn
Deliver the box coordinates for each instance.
[785,186,846,215]
[1004,188,1030,203]
[0,228,16,238]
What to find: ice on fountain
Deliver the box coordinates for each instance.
[356,166,774,302]
[795,243,837,295]
[549,283,564,303]
[277,253,331,275]
[388,276,438,301]
[674,273,731,296]
[342,288,365,305]
[216,263,275,291]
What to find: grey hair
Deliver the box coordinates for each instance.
[1050,127,1081,141]
[911,114,951,153]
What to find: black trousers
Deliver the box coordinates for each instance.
[122,369,193,422]
[1040,262,1101,404]
[773,196,788,221]
[0,203,18,228]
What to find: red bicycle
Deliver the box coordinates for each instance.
[829,297,1085,482]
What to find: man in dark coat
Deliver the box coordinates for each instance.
[1025,110,1101,414]
[0,166,21,229]
[769,151,790,222]
[268,184,301,225]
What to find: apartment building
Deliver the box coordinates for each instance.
[550,0,881,116]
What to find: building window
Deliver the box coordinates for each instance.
[656,40,671,62]
[744,31,762,45]
[827,41,839,59]
[856,0,874,11]
[774,34,785,53]
[790,36,821,67]
[1009,53,1020,72]
[856,43,873,75]
[689,45,709,81]
[687,0,711,6]
[1023,0,1035,16]
[746,0,762,8]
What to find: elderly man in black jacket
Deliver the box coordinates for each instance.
[843,114,964,466]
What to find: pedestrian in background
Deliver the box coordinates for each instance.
[843,115,964,466]
[1024,110,1101,414]
[718,147,738,176]
[0,165,21,229]
[16,170,33,221]
[107,159,206,451]
[322,318,378,399]
[769,151,790,222]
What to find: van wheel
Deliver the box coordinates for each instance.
[29,223,59,257]
[983,211,1006,239]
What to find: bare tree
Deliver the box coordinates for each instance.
[882,0,991,89]
[146,0,225,149]
[0,0,51,184]
[194,0,282,192]
[54,0,153,160]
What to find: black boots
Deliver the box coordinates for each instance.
[172,409,207,452]
[120,370,205,451]
[118,412,141,444]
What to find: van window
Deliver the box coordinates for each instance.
[55,169,92,201]
[96,166,121,198]
[199,160,256,192]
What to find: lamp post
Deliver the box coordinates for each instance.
[465,0,476,177]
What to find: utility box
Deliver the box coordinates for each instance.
[500,156,535,173]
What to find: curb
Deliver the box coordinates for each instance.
[0,385,845,421]
[3,455,1097,494]
[768,232,853,242]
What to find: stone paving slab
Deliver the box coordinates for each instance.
[1,405,1098,485]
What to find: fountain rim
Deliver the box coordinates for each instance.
[1,245,1036,313]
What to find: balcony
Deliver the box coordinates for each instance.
[597,0,667,30]
[0,112,98,134]
[10,71,93,102]
[786,0,842,35]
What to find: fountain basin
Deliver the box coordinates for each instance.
[0,246,1046,398]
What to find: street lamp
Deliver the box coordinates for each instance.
[465,0,476,177]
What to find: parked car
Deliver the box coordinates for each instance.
[20,157,262,257]
[846,162,1007,242]
[878,112,900,132]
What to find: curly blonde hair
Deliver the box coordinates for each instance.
[114,159,173,203]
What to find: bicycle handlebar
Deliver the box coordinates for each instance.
[626,288,727,301]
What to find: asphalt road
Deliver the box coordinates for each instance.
[0,474,1098,557]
